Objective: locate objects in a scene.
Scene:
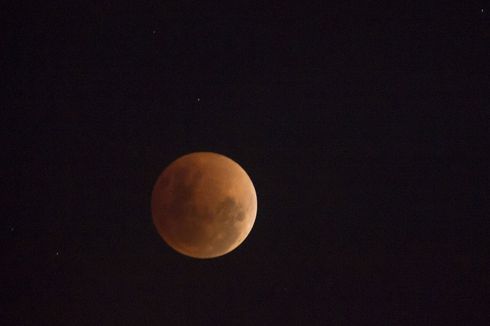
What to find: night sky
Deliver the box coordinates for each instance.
[3,1,489,324]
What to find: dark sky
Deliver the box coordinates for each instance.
[3,1,489,324]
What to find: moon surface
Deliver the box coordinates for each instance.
[151,152,257,259]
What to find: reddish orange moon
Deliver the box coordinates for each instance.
[151,152,257,259]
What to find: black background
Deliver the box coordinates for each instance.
[3,1,489,324]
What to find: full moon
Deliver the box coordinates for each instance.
[151,152,257,259]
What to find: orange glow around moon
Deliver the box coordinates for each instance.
[151,152,257,259]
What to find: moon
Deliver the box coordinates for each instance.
[151,152,257,259]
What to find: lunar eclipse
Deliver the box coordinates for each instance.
[151,152,257,258]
